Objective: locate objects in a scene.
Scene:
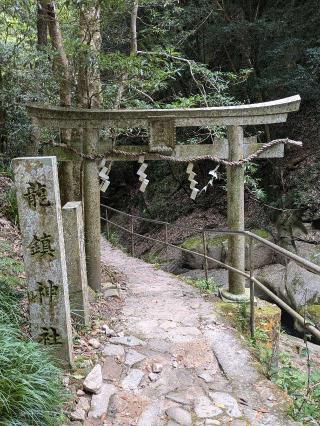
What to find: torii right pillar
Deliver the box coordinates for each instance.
[222,125,247,301]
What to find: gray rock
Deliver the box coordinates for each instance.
[125,349,146,367]
[256,261,320,309]
[102,324,116,336]
[165,391,190,405]
[77,396,91,412]
[70,407,86,421]
[148,372,159,382]
[138,402,162,426]
[88,338,101,349]
[197,371,214,383]
[104,288,120,298]
[122,369,144,390]
[166,406,192,425]
[205,420,221,425]
[152,362,163,373]
[209,392,242,418]
[83,364,102,394]
[102,344,125,357]
[110,335,145,347]
[194,396,223,418]
[77,389,85,396]
[88,383,116,419]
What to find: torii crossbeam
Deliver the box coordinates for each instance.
[27,95,301,300]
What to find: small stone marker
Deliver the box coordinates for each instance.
[62,201,89,327]
[13,156,73,367]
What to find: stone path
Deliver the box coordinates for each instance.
[78,239,297,425]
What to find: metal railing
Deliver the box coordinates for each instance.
[100,204,320,341]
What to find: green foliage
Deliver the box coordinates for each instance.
[186,277,220,294]
[0,240,68,425]
[0,324,67,426]
[274,351,320,424]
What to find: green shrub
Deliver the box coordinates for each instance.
[0,240,68,425]
[0,324,67,426]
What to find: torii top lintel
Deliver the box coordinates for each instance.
[27,95,301,129]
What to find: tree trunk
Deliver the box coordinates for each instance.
[37,1,48,48]
[40,0,73,205]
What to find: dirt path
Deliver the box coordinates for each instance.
[81,239,297,425]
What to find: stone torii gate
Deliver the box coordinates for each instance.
[27,95,301,301]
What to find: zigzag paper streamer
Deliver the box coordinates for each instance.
[186,162,200,200]
[99,158,112,193]
[137,156,149,192]
[200,165,220,194]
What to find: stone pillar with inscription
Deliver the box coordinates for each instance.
[13,156,73,367]
[62,201,90,327]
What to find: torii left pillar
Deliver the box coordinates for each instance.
[83,128,101,292]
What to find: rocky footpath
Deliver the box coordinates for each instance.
[65,238,298,426]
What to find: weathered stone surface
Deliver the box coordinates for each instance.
[194,396,223,418]
[62,201,89,327]
[122,369,144,390]
[166,391,191,405]
[83,364,102,394]
[104,288,120,298]
[181,234,227,270]
[209,392,242,418]
[102,344,125,357]
[88,338,101,349]
[78,396,91,412]
[102,356,122,381]
[101,324,116,336]
[197,371,214,383]
[110,335,145,347]
[88,383,116,419]
[125,349,146,367]
[257,261,320,309]
[13,156,73,366]
[70,407,86,421]
[137,402,163,426]
[152,362,163,373]
[166,406,192,425]
[148,373,159,382]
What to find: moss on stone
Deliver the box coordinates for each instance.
[181,234,227,251]
[307,304,320,321]
[310,247,320,266]
[252,229,271,239]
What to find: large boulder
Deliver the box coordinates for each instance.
[181,229,274,270]
[181,234,228,270]
[256,261,320,310]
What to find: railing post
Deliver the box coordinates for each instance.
[131,215,135,256]
[249,236,255,337]
[202,229,209,288]
[105,206,110,240]
[165,223,169,263]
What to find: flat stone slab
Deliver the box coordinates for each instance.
[194,396,223,418]
[88,383,116,419]
[125,349,146,367]
[83,364,102,394]
[209,391,242,418]
[137,401,163,426]
[166,407,192,425]
[104,288,120,298]
[165,391,192,405]
[122,369,144,391]
[110,335,145,347]
[102,344,125,357]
